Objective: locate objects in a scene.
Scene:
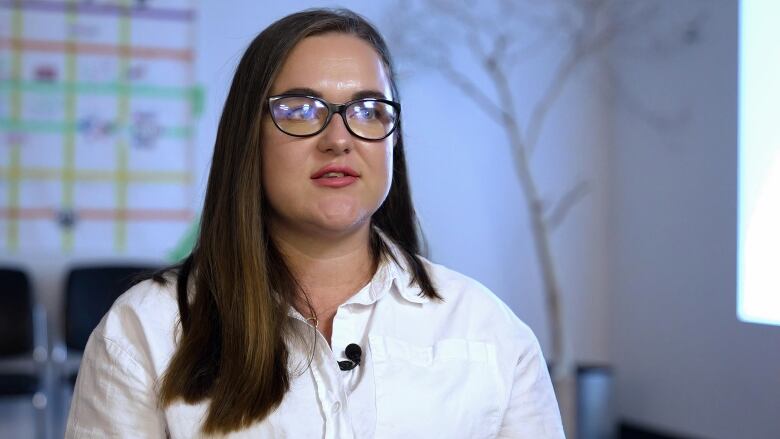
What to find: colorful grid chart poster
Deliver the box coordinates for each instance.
[0,0,199,254]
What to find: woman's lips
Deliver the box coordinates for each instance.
[311,175,358,188]
[311,164,359,188]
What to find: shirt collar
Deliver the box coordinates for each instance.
[341,228,429,306]
[375,228,429,305]
[286,228,429,320]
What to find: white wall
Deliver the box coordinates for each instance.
[609,1,780,438]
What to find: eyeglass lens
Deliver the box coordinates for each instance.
[270,96,397,140]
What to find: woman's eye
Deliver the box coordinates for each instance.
[358,108,376,119]
[274,102,317,120]
[351,105,380,121]
[287,104,316,119]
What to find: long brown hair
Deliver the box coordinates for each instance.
[156,8,440,434]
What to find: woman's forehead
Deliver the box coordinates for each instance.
[271,33,393,99]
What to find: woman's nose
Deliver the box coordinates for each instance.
[316,113,353,154]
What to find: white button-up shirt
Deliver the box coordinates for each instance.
[66,242,564,438]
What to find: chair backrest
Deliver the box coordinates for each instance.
[64,265,159,351]
[0,268,34,357]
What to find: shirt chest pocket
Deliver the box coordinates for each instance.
[369,335,502,439]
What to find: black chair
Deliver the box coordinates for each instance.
[0,267,49,439]
[55,264,160,386]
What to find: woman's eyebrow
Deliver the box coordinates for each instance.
[275,88,391,101]
[277,87,321,97]
[350,90,390,100]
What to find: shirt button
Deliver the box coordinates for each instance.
[332,401,341,413]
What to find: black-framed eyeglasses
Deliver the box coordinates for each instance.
[267,94,401,141]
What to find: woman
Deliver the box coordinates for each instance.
[66,8,564,438]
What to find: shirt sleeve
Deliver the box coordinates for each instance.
[496,334,566,438]
[65,331,167,438]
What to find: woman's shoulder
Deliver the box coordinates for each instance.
[420,256,514,310]
[88,274,182,372]
[68,275,179,437]
[111,272,179,310]
[415,256,537,342]
[108,273,181,329]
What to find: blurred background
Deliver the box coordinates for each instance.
[1,0,778,438]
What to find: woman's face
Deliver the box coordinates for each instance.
[261,33,395,239]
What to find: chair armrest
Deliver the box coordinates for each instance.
[0,356,38,374]
[51,340,82,379]
[32,304,48,363]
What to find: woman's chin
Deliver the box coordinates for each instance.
[311,215,370,237]
[307,200,374,234]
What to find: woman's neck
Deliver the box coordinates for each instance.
[270,221,376,341]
